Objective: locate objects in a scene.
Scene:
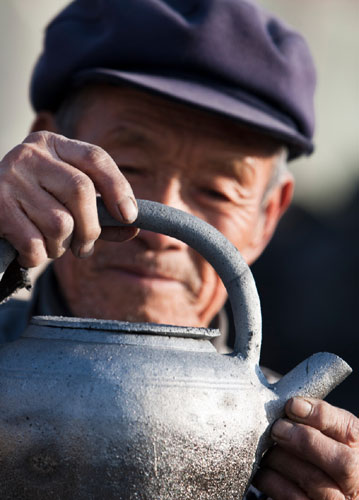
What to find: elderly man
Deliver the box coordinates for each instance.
[0,0,358,498]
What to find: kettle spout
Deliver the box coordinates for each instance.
[268,352,352,423]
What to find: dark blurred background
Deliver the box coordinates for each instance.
[251,188,358,414]
[0,1,358,412]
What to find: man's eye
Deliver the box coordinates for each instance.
[118,165,143,175]
[200,187,229,202]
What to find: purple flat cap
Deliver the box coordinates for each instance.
[30,0,317,159]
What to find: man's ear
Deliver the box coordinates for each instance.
[246,171,294,265]
[30,112,59,134]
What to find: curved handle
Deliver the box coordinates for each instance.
[98,199,262,363]
[0,198,262,364]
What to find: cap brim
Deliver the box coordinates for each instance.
[74,68,314,160]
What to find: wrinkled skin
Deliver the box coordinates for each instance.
[54,87,292,326]
[0,85,357,498]
[254,397,359,500]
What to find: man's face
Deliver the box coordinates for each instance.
[53,86,288,327]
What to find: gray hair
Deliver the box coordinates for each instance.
[261,146,289,208]
[54,85,102,138]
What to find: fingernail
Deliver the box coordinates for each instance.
[124,227,140,241]
[118,197,138,223]
[272,419,294,441]
[77,241,95,258]
[290,398,312,419]
[116,227,140,242]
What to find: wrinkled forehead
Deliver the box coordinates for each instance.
[59,83,285,160]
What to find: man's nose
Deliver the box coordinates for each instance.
[135,177,190,252]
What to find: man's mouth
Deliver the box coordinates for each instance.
[93,248,202,294]
[104,265,186,289]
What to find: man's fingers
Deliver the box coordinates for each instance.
[14,143,101,257]
[258,447,344,500]
[50,169,100,258]
[271,417,359,495]
[0,205,47,268]
[15,155,101,259]
[0,131,139,267]
[285,397,359,446]
[18,189,74,259]
[23,132,139,252]
[49,133,138,223]
[253,465,308,500]
[278,397,359,497]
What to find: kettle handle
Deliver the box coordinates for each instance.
[0,198,262,364]
[98,199,262,364]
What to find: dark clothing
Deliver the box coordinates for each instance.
[0,266,70,344]
[0,265,267,499]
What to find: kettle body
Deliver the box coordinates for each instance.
[0,318,272,499]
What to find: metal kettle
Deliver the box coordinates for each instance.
[0,199,352,499]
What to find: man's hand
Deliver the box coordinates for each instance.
[0,131,138,268]
[253,397,359,499]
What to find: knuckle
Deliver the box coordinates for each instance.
[72,214,101,247]
[47,211,74,239]
[88,224,101,242]
[2,142,45,174]
[68,172,94,199]
[77,225,101,247]
[82,144,108,167]
[345,415,359,446]
[25,130,52,144]
[312,399,329,426]
[3,143,31,165]
[47,239,71,260]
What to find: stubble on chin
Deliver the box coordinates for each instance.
[63,279,203,326]
[54,258,204,326]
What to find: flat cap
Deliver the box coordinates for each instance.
[30,0,317,159]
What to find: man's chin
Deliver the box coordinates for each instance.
[66,287,201,327]
[99,266,192,294]
[94,303,201,327]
